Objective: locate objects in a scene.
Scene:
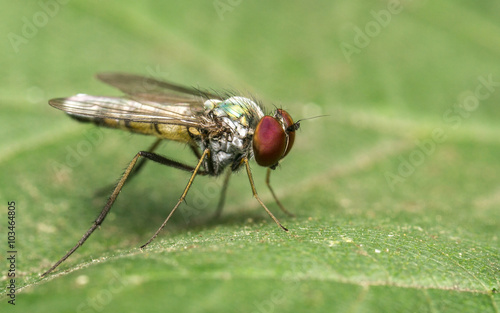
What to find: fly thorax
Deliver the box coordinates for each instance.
[203,96,264,174]
[204,96,264,127]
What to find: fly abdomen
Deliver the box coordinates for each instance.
[69,113,194,144]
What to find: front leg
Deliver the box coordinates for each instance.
[243,158,288,232]
[265,168,295,217]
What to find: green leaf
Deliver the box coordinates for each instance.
[1,1,499,312]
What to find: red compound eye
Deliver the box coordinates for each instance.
[253,115,286,167]
[277,109,295,157]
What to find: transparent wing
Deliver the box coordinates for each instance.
[96,72,223,101]
[49,94,214,128]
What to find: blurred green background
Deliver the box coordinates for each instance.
[1,1,499,312]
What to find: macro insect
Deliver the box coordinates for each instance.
[42,73,300,277]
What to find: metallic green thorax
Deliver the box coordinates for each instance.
[204,96,264,129]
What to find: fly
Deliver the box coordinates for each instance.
[41,73,300,277]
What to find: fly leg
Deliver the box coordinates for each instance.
[186,145,230,220]
[127,139,163,180]
[95,138,163,196]
[265,168,295,217]
[141,149,210,248]
[41,150,208,277]
[243,158,288,231]
[213,169,232,219]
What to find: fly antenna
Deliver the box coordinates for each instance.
[287,114,328,132]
